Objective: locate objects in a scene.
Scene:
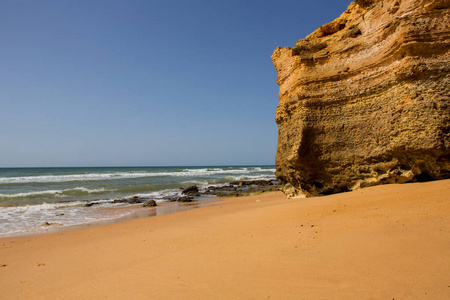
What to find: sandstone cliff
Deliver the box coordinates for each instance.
[272,0,450,197]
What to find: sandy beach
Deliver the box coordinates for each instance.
[1,179,449,299]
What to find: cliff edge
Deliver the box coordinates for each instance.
[272,0,450,197]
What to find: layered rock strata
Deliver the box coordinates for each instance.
[272,0,450,197]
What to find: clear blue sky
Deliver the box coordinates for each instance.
[0,0,351,167]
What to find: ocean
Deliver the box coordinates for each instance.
[0,166,275,237]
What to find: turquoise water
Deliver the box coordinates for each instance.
[0,166,275,236]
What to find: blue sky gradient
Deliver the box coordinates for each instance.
[1,0,352,167]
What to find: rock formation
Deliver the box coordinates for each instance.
[272,0,450,197]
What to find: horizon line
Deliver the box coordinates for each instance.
[0,164,276,169]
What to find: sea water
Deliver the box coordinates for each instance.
[0,166,275,236]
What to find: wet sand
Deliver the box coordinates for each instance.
[1,179,449,299]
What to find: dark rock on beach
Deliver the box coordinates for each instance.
[113,199,128,204]
[163,195,195,202]
[113,196,146,204]
[202,179,281,198]
[85,202,102,207]
[143,199,157,207]
[176,196,194,202]
[182,185,200,196]
[128,196,144,204]
[85,180,279,208]
[229,180,280,187]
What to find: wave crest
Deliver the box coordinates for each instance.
[0,187,110,199]
[0,168,276,184]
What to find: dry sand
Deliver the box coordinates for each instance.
[0,179,449,299]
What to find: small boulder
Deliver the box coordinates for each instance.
[177,196,194,202]
[143,199,157,207]
[182,185,199,195]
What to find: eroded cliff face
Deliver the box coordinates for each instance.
[272,0,450,197]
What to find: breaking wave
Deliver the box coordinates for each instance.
[0,167,275,184]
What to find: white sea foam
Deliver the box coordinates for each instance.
[0,187,111,199]
[1,201,84,212]
[0,172,152,184]
[133,189,180,199]
[180,167,273,176]
[0,168,275,184]
[0,167,276,236]
[0,201,132,236]
[0,194,174,236]
[213,174,277,182]
[180,180,210,187]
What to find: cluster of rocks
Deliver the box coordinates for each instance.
[200,179,281,198]
[148,179,280,203]
[84,196,158,208]
[113,196,159,207]
[82,180,280,208]
[141,180,280,204]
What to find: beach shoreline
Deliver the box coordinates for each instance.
[0,198,219,238]
[0,166,277,236]
[1,179,449,299]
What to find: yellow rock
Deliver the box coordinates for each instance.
[272,0,450,197]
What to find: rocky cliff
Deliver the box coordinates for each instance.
[272,0,450,197]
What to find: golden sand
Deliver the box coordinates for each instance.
[1,180,449,299]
